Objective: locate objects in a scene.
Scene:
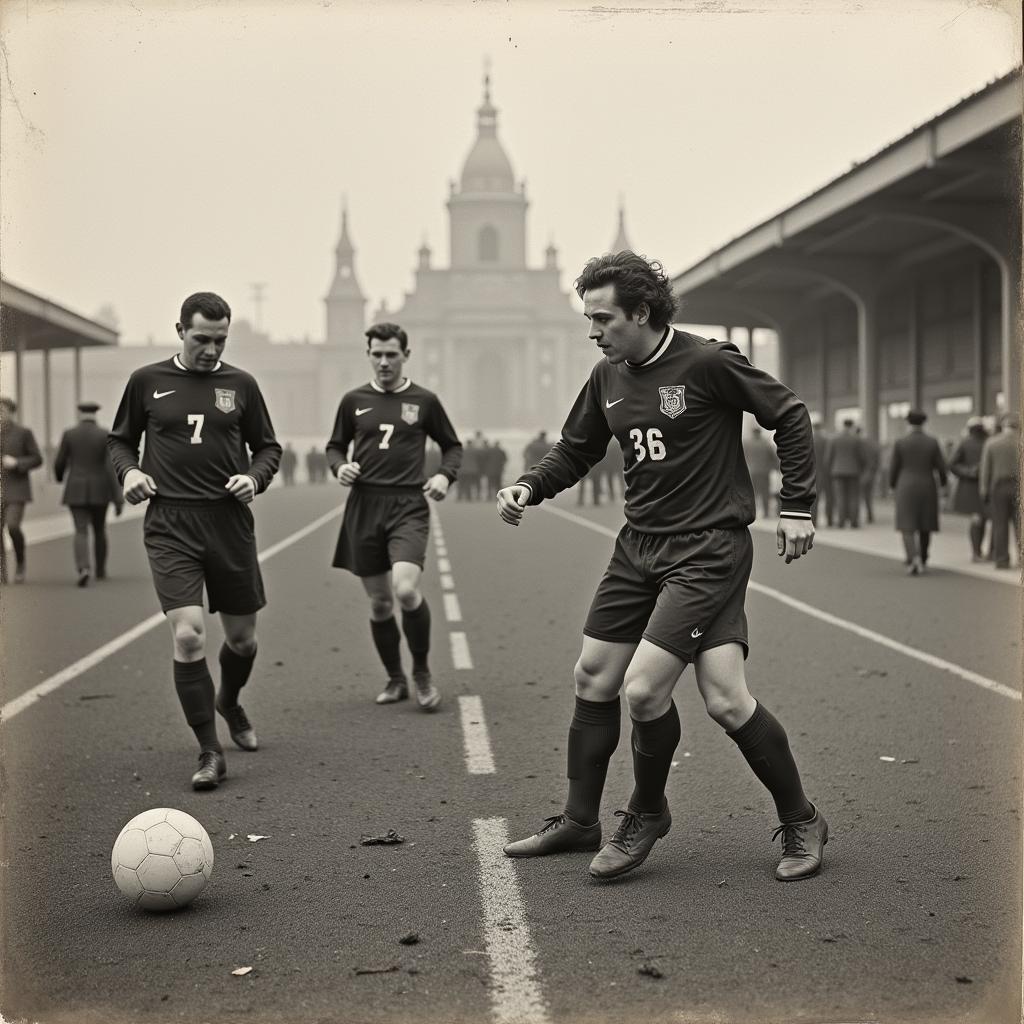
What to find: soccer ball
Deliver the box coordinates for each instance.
[111,808,214,911]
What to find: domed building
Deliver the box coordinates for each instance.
[325,72,599,431]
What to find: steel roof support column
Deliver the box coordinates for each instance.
[41,346,52,479]
[14,335,25,410]
[856,295,880,441]
[73,342,83,407]
[819,314,829,424]
[908,283,921,413]
[999,261,1021,414]
[971,262,986,417]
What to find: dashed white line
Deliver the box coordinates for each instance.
[443,592,463,622]
[450,632,474,670]
[440,573,456,591]
[437,557,452,573]
[539,503,1020,702]
[458,696,496,774]
[472,818,552,1024]
[1,505,346,722]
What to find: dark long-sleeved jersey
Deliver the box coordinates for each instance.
[326,379,462,487]
[108,355,281,501]
[519,328,816,534]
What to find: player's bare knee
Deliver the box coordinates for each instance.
[227,634,257,658]
[623,676,663,718]
[573,658,619,701]
[369,596,394,619]
[172,622,206,659]
[394,583,421,610]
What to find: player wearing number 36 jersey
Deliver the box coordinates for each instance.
[109,292,281,792]
[498,252,828,883]
[326,322,462,712]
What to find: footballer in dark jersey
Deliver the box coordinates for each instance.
[326,323,462,710]
[498,252,827,882]
[108,292,282,791]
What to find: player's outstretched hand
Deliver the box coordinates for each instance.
[497,484,531,526]
[423,473,450,501]
[225,474,257,504]
[777,516,814,563]
[123,468,158,504]
[336,462,361,486]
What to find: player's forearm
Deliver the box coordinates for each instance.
[519,439,600,503]
[247,441,282,492]
[107,436,142,483]
[438,442,463,482]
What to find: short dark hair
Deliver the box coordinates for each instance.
[180,292,232,328]
[574,251,678,329]
[366,322,409,352]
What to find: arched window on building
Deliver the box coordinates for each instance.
[478,225,499,262]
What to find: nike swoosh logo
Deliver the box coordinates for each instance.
[605,398,624,408]
[691,628,704,638]
[355,407,373,416]
[153,390,176,399]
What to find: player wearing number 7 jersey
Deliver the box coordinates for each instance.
[326,322,462,711]
[108,292,281,791]
[498,252,828,882]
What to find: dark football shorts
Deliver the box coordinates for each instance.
[332,486,430,577]
[583,525,753,663]
[143,499,266,615]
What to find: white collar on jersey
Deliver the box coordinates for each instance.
[369,378,412,393]
[625,326,674,369]
[173,354,222,373]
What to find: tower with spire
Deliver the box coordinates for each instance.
[324,199,367,347]
[446,65,528,269]
[611,199,633,253]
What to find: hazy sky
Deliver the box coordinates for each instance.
[1,0,1019,345]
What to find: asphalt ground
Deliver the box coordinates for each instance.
[0,482,1021,1024]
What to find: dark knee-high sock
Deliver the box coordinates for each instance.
[628,702,681,815]
[219,642,256,708]
[401,599,431,673]
[370,616,405,679]
[565,696,621,826]
[728,701,813,824]
[174,660,220,752]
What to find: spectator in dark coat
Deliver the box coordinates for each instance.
[280,443,298,485]
[743,427,777,519]
[827,418,864,528]
[949,418,990,561]
[458,439,481,501]
[979,413,1020,571]
[482,441,507,498]
[890,409,948,575]
[810,413,833,527]
[597,440,624,502]
[522,430,553,480]
[0,396,43,584]
[54,401,124,586]
[856,427,880,525]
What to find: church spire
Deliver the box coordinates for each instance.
[611,197,632,253]
[325,195,366,346]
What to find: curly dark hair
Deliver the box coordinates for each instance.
[365,322,409,352]
[179,292,232,328]
[574,251,678,329]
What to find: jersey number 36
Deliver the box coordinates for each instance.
[629,427,666,462]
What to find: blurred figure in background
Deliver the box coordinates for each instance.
[889,409,948,575]
[305,445,319,484]
[483,440,507,497]
[523,430,552,481]
[948,417,989,562]
[458,438,481,500]
[54,400,124,586]
[979,413,1020,571]
[0,396,43,584]
[280,443,297,486]
[828,418,864,528]
[856,426,880,525]
[743,427,777,519]
[597,440,624,503]
[809,412,832,527]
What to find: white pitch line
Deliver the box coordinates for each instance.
[472,818,552,1024]
[437,557,452,573]
[443,592,463,622]
[435,544,448,557]
[1,504,346,723]
[450,632,474,670]
[440,573,456,591]
[459,696,496,774]
[539,503,1020,702]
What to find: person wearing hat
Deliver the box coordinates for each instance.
[826,417,865,528]
[889,409,948,575]
[54,400,124,586]
[979,413,1020,570]
[0,395,44,584]
[949,417,990,562]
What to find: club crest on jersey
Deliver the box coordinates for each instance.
[214,389,236,414]
[401,403,420,425]
[658,386,686,419]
